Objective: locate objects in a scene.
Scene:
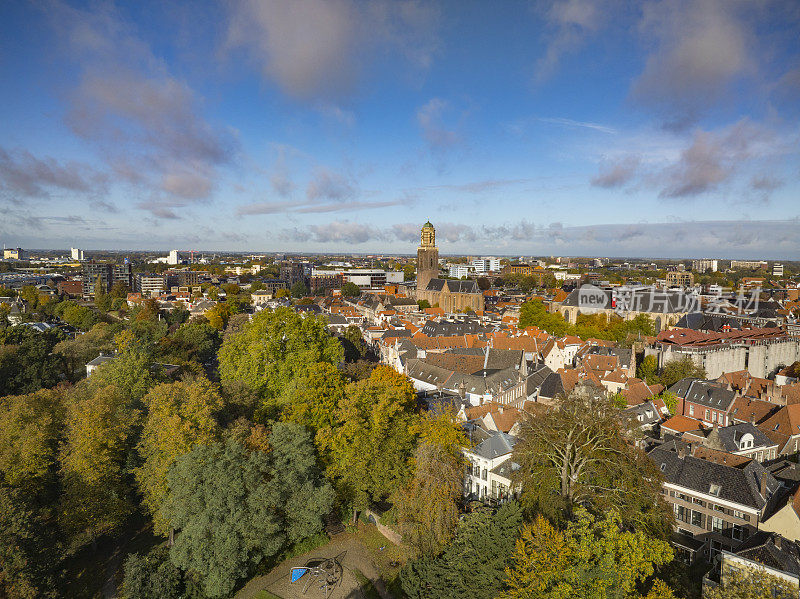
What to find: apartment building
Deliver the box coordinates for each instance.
[692,259,718,273]
[649,440,781,563]
[666,271,695,287]
[669,378,736,426]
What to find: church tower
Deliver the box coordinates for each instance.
[416,221,439,294]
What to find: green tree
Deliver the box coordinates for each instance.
[705,567,796,599]
[512,383,671,537]
[160,322,221,364]
[341,281,361,297]
[109,282,130,299]
[121,545,182,599]
[218,307,344,402]
[94,275,112,312]
[0,327,67,395]
[290,281,310,298]
[519,300,570,336]
[88,347,156,404]
[323,366,417,520]
[0,387,65,488]
[498,509,674,599]
[394,439,464,557]
[134,378,223,536]
[341,324,366,361]
[280,362,347,452]
[400,502,522,599]
[0,485,56,599]
[161,425,334,597]
[417,299,431,310]
[59,383,141,551]
[638,355,659,384]
[659,356,706,387]
[660,391,678,415]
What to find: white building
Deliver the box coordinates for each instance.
[137,274,166,297]
[312,268,403,290]
[773,264,785,277]
[168,249,181,265]
[70,247,84,260]
[471,257,501,272]
[463,432,518,502]
[449,264,475,278]
[692,259,718,273]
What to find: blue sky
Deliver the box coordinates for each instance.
[0,0,798,258]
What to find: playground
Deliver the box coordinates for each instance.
[236,525,404,599]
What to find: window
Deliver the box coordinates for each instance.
[689,405,695,416]
[712,516,723,533]
[705,409,710,420]
[712,411,717,423]
[691,510,702,527]
[709,483,721,497]
[481,468,487,481]
[732,524,744,541]
[660,463,666,472]
[693,498,705,507]
[733,510,745,519]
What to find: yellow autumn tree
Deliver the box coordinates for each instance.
[499,509,674,599]
[0,387,65,488]
[59,383,141,550]
[134,378,223,536]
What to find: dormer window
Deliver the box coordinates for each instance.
[709,483,721,496]
[660,463,666,472]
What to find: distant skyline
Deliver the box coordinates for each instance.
[1,1,799,257]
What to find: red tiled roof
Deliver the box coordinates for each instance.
[662,415,705,433]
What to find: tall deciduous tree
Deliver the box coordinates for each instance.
[0,388,65,488]
[323,366,417,519]
[59,384,141,551]
[134,378,223,536]
[0,485,56,599]
[659,356,706,387]
[280,362,347,453]
[394,440,464,557]
[498,510,674,599]
[512,383,671,537]
[161,425,334,597]
[88,348,156,404]
[218,307,344,402]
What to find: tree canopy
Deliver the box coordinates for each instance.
[512,383,671,537]
[161,425,334,597]
[400,502,523,599]
[134,378,224,535]
[218,307,344,402]
[498,509,674,599]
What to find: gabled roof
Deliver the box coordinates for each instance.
[662,415,704,434]
[729,397,778,424]
[471,432,518,460]
[672,379,736,411]
[758,404,800,446]
[648,441,780,510]
[733,531,800,577]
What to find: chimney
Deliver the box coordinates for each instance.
[677,444,686,459]
[775,535,783,550]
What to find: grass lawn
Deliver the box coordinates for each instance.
[351,523,408,586]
